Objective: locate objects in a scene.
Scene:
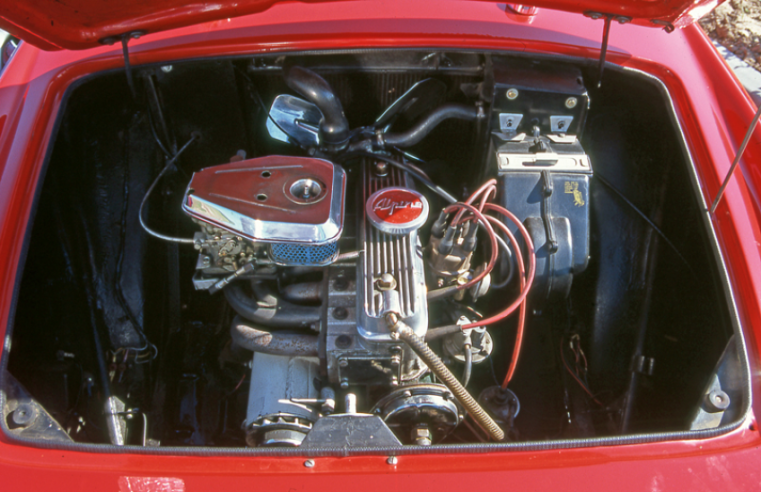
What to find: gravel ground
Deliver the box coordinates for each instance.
[700,0,761,72]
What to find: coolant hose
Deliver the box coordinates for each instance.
[224,281,321,329]
[231,316,319,356]
[283,66,350,147]
[382,103,481,148]
[385,313,505,441]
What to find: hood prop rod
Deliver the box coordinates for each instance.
[99,31,146,100]
[709,103,761,214]
[584,12,631,89]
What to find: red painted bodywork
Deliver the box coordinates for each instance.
[0,0,726,50]
[0,1,759,490]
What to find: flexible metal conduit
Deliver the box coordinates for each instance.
[230,316,319,356]
[385,313,505,442]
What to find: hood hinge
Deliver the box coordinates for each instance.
[99,31,146,100]
[583,12,631,89]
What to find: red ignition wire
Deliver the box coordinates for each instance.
[453,179,498,224]
[442,202,498,291]
[482,215,528,388]
[460,204,536,331]
[483,204,536,386]
[437,186,536,386]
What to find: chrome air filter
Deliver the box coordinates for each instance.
[183,156,345,266]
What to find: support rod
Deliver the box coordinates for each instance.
[709,103,761,214]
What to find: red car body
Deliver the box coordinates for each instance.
[0,1,760,489]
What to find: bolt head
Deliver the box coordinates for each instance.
[334,276,349,291]
[565,97,578,109]
[387,456,398,465]
[161,65,173,73]
[304,459,315,468]
[333,307,349,320]
[376,273,397,291]
[11,404,36,427]
[506,88,519,100]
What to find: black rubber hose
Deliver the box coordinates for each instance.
[230,316,319,356]
[382,104,480,148]
[386,314,505,441]
[283,66,350,147]
[224,281,321,329]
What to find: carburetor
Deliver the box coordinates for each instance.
[182,155,346,291]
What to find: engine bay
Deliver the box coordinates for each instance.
[3,51,747,450]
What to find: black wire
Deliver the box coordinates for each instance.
[145,108,172,158]
[594,174,697,277]
[336,151,459,204]
[233,65,296,142]
[490,230,514,289]
[462,347,473,387]
[488,356,501,387]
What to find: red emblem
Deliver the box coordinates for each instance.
[367,187,429,235]
[372,189,425,224]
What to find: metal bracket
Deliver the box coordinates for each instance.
[99,31,146,99]
[584,12,631,89]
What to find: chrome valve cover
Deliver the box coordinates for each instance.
[325,163,429,387]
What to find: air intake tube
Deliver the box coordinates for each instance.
[284,66,350,149]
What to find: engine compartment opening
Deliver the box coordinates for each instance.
[2,51,748,451]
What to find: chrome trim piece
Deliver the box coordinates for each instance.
[497,151,591,173]
[266,94,323,147]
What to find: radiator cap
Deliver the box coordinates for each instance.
[366,187,429,235]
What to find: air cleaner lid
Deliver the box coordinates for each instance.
[366,187,429,235]
[182,155,345,245]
